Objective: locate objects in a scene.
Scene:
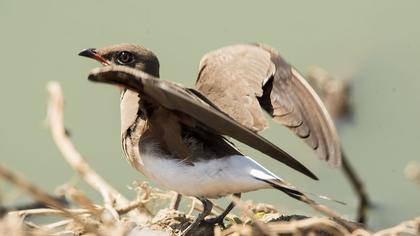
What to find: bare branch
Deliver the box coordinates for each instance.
[375,217,420,236]
[228,195,275,236]
[47,81,119,205]
[64,187,102,217]
[46,81,149,221]
[405,162,420,187]
[307,67,371,224]
[0,164,100,235]
[8,208,91,217]
[267,217,352,236]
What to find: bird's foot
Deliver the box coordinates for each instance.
[179,221,198,236]
[203,215,226,228]
[179,198,213,236]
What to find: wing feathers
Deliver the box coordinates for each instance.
[88,65,318,180]
[291,68,341,165]
[196,44,341,167]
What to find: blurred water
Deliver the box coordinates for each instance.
[1,0,419,230]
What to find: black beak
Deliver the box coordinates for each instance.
[78,48,110,65]
[78,48,97,58]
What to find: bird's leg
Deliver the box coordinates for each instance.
[204,193,241,227]
[181,197,213,236]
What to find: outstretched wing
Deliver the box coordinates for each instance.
[88,65,318,180]
[196,44,341,167]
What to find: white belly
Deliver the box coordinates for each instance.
[137,140,279,198]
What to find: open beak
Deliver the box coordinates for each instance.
[78,48,110,65]
[80,48,130,92]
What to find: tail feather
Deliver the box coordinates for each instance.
[247,161,354,229]
[259,178,355,230]
[260,179,305,201]
[262,178,345,205]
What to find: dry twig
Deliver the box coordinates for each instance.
[228,195,275,236]
[307,67,371,224]
[405,162,420,187]
[341,150,371,224]
[65,186,102,217]
[267,217,351,235]
[0,164,100,235]
[46,81,149,222]
[2,79,417,236]
[8,208,92,217]
[47,81,122,206]
[375,217,420,236]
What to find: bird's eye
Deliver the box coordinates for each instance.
[116,51,134,64]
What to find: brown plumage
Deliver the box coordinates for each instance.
[79,44,345,233]
[87,65,317,179]
[196,44,341,166]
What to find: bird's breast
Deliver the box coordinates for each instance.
[133,137,272,198]
[121,116,273,198]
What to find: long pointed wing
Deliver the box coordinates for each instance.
[88,65,318,180]
[196,44,341,167]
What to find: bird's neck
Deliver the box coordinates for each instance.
[120,89,141,136]
[119,89,148,172]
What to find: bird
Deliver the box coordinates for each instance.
[79,43,342,233]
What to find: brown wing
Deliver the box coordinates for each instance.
[88,65,318,180]
[196,44,341,167]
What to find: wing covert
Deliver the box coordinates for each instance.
[196,44,341,167]
[88,65,318,180]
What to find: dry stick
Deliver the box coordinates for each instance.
[267,217,351,236]
[330,101,371,224]
[50,230,76,236]
[169,192,182,210]
[115,182,152,216]
[229,195,275,236]
[65,187,102,217]
[9,208,92,217]
[46,81,148,221]
[24,221,41,229]
[115,198,148,215]
[224,196,358,236]
[1,194,68,213]
[187,198,196,217]
[299,195,358,232]
[43,219,73,230]
[115,181,154,217]
[0,165,100,235]
[374,217,420,236]
[46,81,119,205]
[404,161,420,187]
[308,67,371,224]
[219,224,253,236]
[341,150,370,224]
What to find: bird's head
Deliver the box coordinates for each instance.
[79,43,160,93]
[79,44,159,132]
[79,43,160,78]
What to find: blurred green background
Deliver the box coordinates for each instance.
[1,0,419,230]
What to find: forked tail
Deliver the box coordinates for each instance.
[259,178,356,231]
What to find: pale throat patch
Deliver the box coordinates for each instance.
[120,89,140,134]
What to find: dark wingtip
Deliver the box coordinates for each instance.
[87,73,98,82]
[309,171,319,181]
[291,156,319,180]
[281,150,319,180]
